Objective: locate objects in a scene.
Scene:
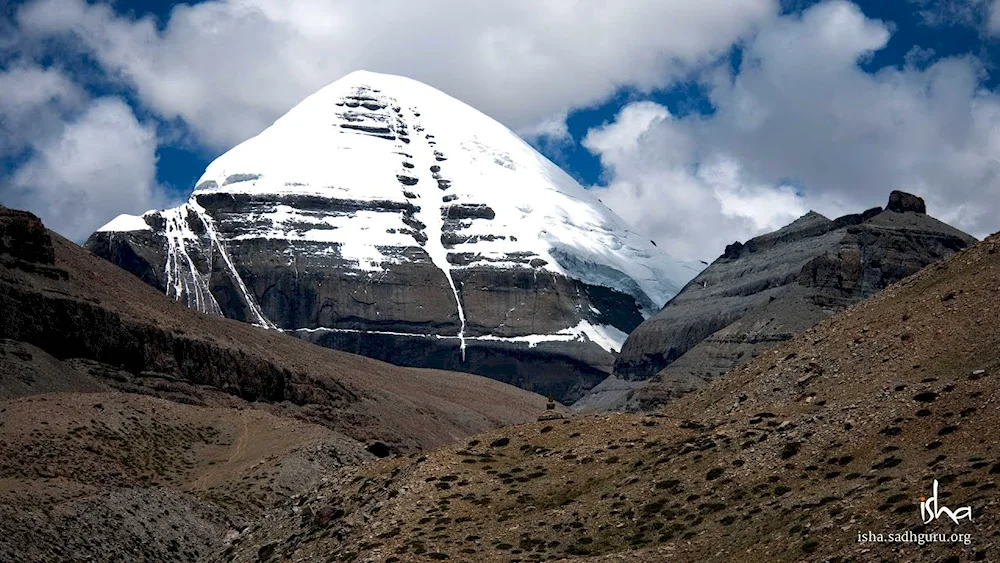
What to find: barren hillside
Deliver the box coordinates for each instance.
[221,233,1000,562]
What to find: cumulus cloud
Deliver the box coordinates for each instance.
[0,65,85,153]
[589,0,1000,261]
[16,0,778,150]
[585,102,807,260]
[0,65,171,240]
[7,0,1000,258]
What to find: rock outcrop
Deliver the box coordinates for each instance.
[0,206,55,265]
[85,71,700,403]
[576,192,976,412]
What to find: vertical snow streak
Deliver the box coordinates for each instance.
[408,110,467,360]
[164,217,181,301]
[444,264,467,360]
[162,207,222,316]
[188,199,276,329]
[418,196,468,359]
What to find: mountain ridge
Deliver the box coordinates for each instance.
[576,191,976,412]
[85,70,701,402]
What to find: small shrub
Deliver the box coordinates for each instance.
[780,443,801,460]
[872,457,903,470]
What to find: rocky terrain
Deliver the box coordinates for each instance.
[1,204,556,560]
[85,70,701,403]
[0,392,368,562]
[577,191,976,412]
[217,228,1000,562]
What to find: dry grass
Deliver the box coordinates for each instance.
[221,234,1000,562]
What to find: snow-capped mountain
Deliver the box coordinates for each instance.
[86,70,701,402]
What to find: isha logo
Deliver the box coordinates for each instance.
[920,480,972,525]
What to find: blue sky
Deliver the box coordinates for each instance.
[3,0,1000,259]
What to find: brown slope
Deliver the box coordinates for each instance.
[0,391,368,563]
[220,233,1000,562]
[0,339,110,397]
[0,206,547,452]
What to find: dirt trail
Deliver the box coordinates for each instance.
[193,413,251,491]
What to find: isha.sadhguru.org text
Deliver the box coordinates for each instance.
[857,531,972,546]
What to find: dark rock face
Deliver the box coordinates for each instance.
[86,204,631,402]
[82,228,165,294]
[0,206,55,265]
[301,330,612,401]
[584,192,976,412]
[2,277,301,404]
[887,190,926,214]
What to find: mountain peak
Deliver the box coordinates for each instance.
[186,70,694,310]
[608,191,975,395]
[87,71,702,402]
[334,69,436,88]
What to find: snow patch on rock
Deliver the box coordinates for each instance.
[96,214,151,233]
[289,318,628,354]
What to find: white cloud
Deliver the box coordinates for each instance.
[0,65,85,154]
[587,0,1000,261]
[519,113,572,144]
[586,102,807,261]
[584,102,688,169]
[2,91,172,241]
[8,0,1000,257]
[16,0,779,151]
[907,0,1000,36]
[0,65,79,114]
